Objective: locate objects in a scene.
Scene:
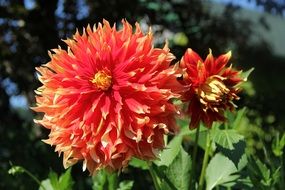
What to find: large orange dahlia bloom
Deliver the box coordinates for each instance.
[180,49,242,129]
[33,20,183,174]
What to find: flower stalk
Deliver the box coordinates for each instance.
[148,163,161,190]
[198,129,211,190]
[9,165,47,190]
[190,125,200,189]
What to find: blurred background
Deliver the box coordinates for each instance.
[0,0,284,189]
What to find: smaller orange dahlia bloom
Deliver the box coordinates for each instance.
[32,19,184,174]
[180,49,243,129]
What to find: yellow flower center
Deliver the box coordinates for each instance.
[197,75,231,112]
[91,70,112,91]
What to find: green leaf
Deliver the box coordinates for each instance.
[206,153,239,190]
[58,168,73,190]
[232,108,247,129]
[221,176,253,189]
[39,179,54,190]
[272,132,285,157]
[247,156,279,189]
[40,168,74,190]
[216,140,246,168]
[185,124,209,150]
[240,68,254,81]
[154,135,183,166]
[117,180,134,190]
[179,122,208,136]
[92,169,118,190]
[210,128,244,150]
[129,157,148,170]
[256,160,270,182]
[92,170,107,190]
[48,171,58,190]
[272,167,281,185]
[237,153,248,171]
[192,129,209,150]
[176,118,189,130]
[160,146,191,190]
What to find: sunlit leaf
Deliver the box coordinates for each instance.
[232,108,247,129]
[240,68,254,81]
[117,180,134,190]
[129,157,148,170]
[39,168,73,190]
[272,132,285,157]
[217,140,246,168]
[160,146,191,190]
[39,179,54,190]
[272,167,281,185]
[206,153,239,190]
[154,135,183,167]
[48,171,58,190]
[185,124,209,150]
[58,168,73,190]
[210,128,244,150]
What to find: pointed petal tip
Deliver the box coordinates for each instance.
[226,50,232,58]
[186,48,193,54]
[189,119,200,130]
[102,18,110,24]
[208,48,212,54]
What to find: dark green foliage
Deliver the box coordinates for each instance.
[247,156,280,190]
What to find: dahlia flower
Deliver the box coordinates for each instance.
[180,48,242,129]
[32,20,183,174]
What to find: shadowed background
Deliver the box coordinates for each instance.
[0,0,284,189]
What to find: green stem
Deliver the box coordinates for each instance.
[148,163,160,190]
[22,168,47,190]
[198,130,211,190]
[280,155,285,189]
[108,172,118,190]
[190,125,200,189]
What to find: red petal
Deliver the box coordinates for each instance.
[214,51,231,74]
